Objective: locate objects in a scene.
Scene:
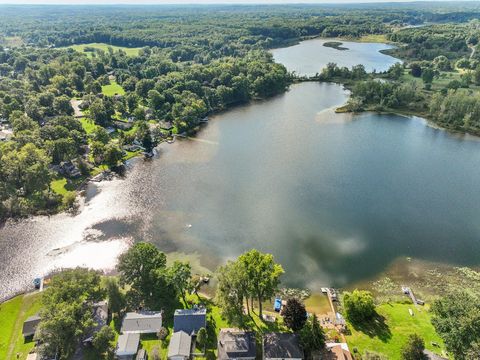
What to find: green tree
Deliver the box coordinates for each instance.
[300,314,325,357]
[117,242,172,308]
[281,298,307,331]
[37,269,103,360]
[401,334,427,360]
[196,327,207,349]
[103,142,123,168]
[421,68,435,89]
[343,289,375,324]
[105,278,126,317]
[167,261,192,306]
[92,325,115,356]
[215,260,248,325]
[1,143,51,195]
[238,249,284,318]
[431,292,480,360]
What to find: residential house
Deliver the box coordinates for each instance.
[121,311,163,334]
[116,333,140,359]
[263,333,303,360]
[59,160,81,178]
[22,314,41,338]
[167,330,192,360]
[323,343,353,360]
[83,301,109,344]
[217,329,256,360]
[173,308,207,335]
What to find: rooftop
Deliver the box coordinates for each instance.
[167,331,192,358]
[116,333,140,356]
[218,329,256,360]
[121,311,163,334]
[173,308,207,335]
[263,333,304,359]
[22,314,41,337]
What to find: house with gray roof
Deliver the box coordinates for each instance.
[121,311,163,334]
[168,331,192,360]
[218,329,256,360]
[263,333,303,360]
[22,314,41,338]
[116,333,140,359]
[173,308,207,335]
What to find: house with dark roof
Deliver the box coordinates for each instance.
[173,308,207,335]
[121,311,163,334]
[263,333,303,360]
[218,329,256,360]
[116,333,140,359]
[83,301,109,344]
[168,330,192,360]
[22,314,41,338]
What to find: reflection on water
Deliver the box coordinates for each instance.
[271,38,400,76]
[1,82,480,300]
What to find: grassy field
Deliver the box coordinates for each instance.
[67,43,142,57]
[79,117,98,134]
[0,293,43,360]
[346,302,448,359]
[102,81,125,96]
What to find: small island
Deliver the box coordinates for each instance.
[323,41,349,51]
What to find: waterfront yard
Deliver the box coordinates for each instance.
[346,302,448,359]
[0,293,43,360]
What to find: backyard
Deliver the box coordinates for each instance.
[345,302,448,359]
[0,293,43,360]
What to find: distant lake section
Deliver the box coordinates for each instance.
[271,38,400,76]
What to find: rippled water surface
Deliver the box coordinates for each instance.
[271,38,399,76]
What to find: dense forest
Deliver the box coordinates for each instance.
[1,3,480,219]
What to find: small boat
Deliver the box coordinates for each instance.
[274,298,282,312]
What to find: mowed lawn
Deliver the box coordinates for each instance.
[0,293,43,360]
[346,302,448,359]
[67,43,142,57]
[102,81,125,96]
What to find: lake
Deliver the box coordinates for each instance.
[1,42,480,301]
[271,38,399,76]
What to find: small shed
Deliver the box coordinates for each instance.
[22,314,41,338]
[168,331,192,360]
[116,333,140,359]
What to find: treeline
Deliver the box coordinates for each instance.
[0,35,290,219]
[3,4,480,55]
[387,22,478,61]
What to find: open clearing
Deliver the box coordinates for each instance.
[346,302,448,359]
[66,43,142,57]
[102,81,125,96]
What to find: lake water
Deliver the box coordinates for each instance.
[271,38,399,76]
[1,43,480,301]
